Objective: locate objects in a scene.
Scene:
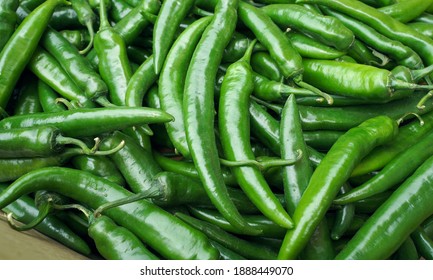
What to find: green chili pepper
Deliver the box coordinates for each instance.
[251,51,283,82]
[125,54,157,107]
[37,80,67,113]
[322,7,423,69]
[0,167,220,260]
[351,110,433,177]
[378,0,433,23]
[88,214,159,260]
[302,59,433,102]
[336,154,433,259]
[335,128,433,204]
[410,227,433,260]
[280,94,335,260]
[70,0,96,54]
[94,0,132,106]
[218,40,293,229]
[71,155,126,187]
[278,116,398,259]
[59,29,90,50]
[0,184,91,256]
[40,27,111,107]
[0,0,19,51]
[12,74,43,115]
[100,131,161,194]
[261,4,355,51]
[152,0,195,74]
[28,47,95,108]
[183,0,260,235]
[296,0,433,67]
[392,237,419,260]
[0,106,173,138]
[0,0,69,111]
[158,16,212,158]
[210,241,246,260]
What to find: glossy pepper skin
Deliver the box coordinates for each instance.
[0,0,19,51]
[183,0,260,235]
[296,0,433,67]
[0,167,220,260]
[0,106,173,138]
[0,184,91,256]
[336,154,433,259]
[219,40,293,229]
[0,0,69,110]
[278,116,398,259]
[261,4,355,51]
[152,0,196,74]
[302,59,433,102]
[88,215,159,260]
[94,0,132,106]
[158,16,212,158]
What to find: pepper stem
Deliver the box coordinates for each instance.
[416,90,433,110]
[294,79,334,105]
[79,21,94,55]
[7,202,53,231]
[93,188,160,218]
[219,149,303,172]
[397,112,424,126]
[98,0,110,30]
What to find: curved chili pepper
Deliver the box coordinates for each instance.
[278,116,398,259]
[251,51,283,82]
[0,167,219,260]
[336,154,433,259]
[218,40,293,229]
[0,106,173,138]
[158,16,212,158]
[0,0,19,51]
[0,0,69,111]
[183,0,260,235]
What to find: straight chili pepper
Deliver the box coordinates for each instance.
[278,116,398,259]
[0,167,220,260]
[0,0,19,51]
[12,74,43,115]
[0,106,173,138]
[183,0,260,235]
[37,80,66,113]
[152,0,195,74]
[377,0,433,23]
[0,0,69,111]
[59,29,90,50]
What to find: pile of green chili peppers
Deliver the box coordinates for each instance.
[2,0,433,260]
